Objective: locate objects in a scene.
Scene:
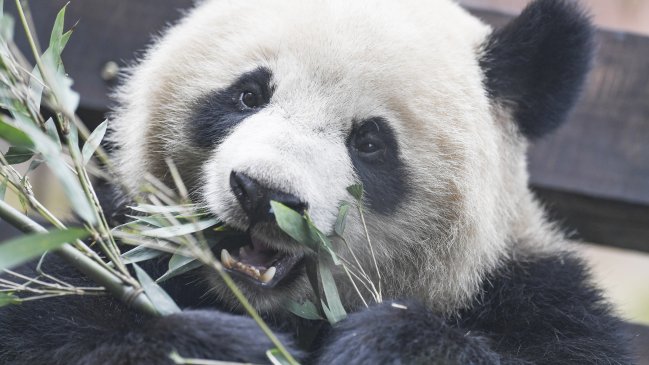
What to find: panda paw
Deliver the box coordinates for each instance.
[315,301,500,365]
[79,310,302,365]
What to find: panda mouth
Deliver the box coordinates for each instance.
[217,233,304,288]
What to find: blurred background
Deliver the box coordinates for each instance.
[1,0,648,359]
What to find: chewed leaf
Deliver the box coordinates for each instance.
[270,201,318,251]
[333,203,350,237]
[0,228,89,271]
[286,299,323,320]
[272,201,340,264]
[133,263,180,316]
[266,349,292,365]
[0,293,20,308]
[140,218,218,238]
[82,120,107,164]
[346,183,363,201]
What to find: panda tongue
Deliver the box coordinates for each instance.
[238,236,278,268]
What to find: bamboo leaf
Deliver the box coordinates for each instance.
[318,257,347,324]
[0,293,20,308]
[140,218,218,239]
[156,254,202,283]
[285,299,323,320]
[123,215,166,228]
[333,203,350,237]
[270,201,318,251]
[267,348,292,365]
[0,12,13,41]
[16,120,95,224]
[0,176,6,200]
[49,4,67,51]
[121,245,165,265]
[43,118,61,149]
[0,228,89,271]
[129,204,197,215]
[3,146,33,164]
[133,263,180,316]
[0,118,34,147]
[81,120,106,164]
[346,184,363,201]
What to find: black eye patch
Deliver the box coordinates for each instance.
[188,67,273,149]
[347,117,410,214]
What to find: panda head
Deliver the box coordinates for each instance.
[110,0,593,312]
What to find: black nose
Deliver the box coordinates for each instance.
[229,171,308,223]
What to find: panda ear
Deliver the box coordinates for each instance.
[480,0,595,139]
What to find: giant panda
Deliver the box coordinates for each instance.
[0,0,632,364]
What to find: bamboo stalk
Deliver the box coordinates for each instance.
[0,199,158,315]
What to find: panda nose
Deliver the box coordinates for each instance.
[229,171,308,223]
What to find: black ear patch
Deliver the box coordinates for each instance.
[480,0,595,139]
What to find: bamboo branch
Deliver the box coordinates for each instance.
[0,199,157,315]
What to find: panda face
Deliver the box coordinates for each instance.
[111,0,526,312]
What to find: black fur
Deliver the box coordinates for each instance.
[316,254,631,364]
[347,117,410,214]
[188,67,274,149]
[0,247,630,364]
[480,0,595,139]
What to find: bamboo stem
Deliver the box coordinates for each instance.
[0,200,157,316]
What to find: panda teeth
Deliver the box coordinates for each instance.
[260,267,276,283]
[220,248,275,282]
[220,249,235,268]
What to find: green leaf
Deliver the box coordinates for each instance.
[270,201,318,251]
[43,118,60,147]
[0,293,20,308]
[13,120,95,223]
[133,263,180,316]
[0,228,89,271]
[3,146,33,164]
[81,120,107,164]
[333,203,350,237]
[0,119,34,147]
[0,13,14,41]
[286,299,323,320]
[318,257,347,324]
[0,176,7,200]
[123,215,166,228]
[140,218,218,239]
[266,348,293,365]
[156,254,202,283]
[25,156,43,175]
[120,245,165,265]
[346,184,363,201]
[272,201,339,264]
[129,204,196,214]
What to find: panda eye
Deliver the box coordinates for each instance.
[356,139,384,154]
[239,91,262,109]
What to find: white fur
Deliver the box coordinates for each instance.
[110,0,566,313]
